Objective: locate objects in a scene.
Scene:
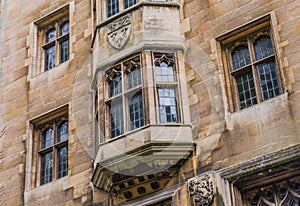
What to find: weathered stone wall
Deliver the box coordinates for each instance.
[183,0,300,172]
[0,0,299,205]
[0,0,94,205]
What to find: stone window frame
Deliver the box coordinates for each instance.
[216,14,284,112]
[101,51,183,141]
[27,105,69,188]
[43,21,70,71]
[27,4,73,77]
[218,145,300,206]
[153,52,180,124]
[104,54,145,139]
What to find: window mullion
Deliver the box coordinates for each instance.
[121,63,127,133]
[119,0,124,12]
[248,37,263,103]
[55,22,60,67]
[52,122,58,181]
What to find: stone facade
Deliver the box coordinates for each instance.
[0,0,299,205]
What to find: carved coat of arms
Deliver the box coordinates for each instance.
[188,174,214,206]
[107,14,132,50]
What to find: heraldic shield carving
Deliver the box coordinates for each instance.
[107,14,132,50]
[188,173,214,206]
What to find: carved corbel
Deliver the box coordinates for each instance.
[188,173,214,206]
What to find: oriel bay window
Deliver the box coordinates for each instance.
[38,116,68,185]
[223,27,282,111]
[103,52,182,140]
[43,21,69,71]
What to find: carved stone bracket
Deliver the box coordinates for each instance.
[188,173,214,206]
[107,14,132,50]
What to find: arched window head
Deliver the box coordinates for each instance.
[58,121,68,142]
[46,29,56,43]
[231,45,250,70]
[42,127,53,148]
[60,21,69,36]
[254,35,274,60]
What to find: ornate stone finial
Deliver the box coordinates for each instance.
[188,173,214,206]
[107,14,132,50]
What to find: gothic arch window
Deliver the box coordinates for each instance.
[223,27,282,111]
[36,114,69,185]
[102,51,183,140]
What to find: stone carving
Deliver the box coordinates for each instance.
[107,14,132,50]
[188,173,214,206]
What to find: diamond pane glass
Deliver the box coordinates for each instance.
[254,36,274,61]
[257,61,280,101]
[41,152,53,185]
[110,101,124,138]
[232,45,251,70]
[129,92,144,130]
[158,88,177,123]
[236,72,257,109]
[57,146,68,178]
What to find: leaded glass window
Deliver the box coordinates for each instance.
[106,0,137,17]
[127,67,141,89]
[154,53,179,123]
[58,121,68,142]
[57,147,68,178]
[129,92,144,130]
[43,20,70,71]
[38,116,68,185]
[158,88,177,123]
[232,45,251,70]
[106,55,144,139]
[45,46,56,71]
[42,128,53,148]
[227,30,281,110]
[236,72,257,109]
[41,152,53,184]
[109,75,122,97]
[46,29,56,43]
[124,0,137,9]
[107,0,119,17]
[110,101,124,138]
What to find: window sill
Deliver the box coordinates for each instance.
[26,175,69,193]
[27,59,71,85]
[226,93,288,124]
[96,123,193,162]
